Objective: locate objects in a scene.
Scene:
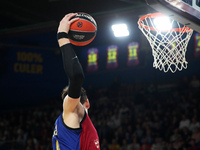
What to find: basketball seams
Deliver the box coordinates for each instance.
[78,17,96,26]
[79,19,97,29]
[71,19,97,32]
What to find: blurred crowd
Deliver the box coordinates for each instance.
[0,75,200,150]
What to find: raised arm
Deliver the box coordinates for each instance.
[57,13,84,117]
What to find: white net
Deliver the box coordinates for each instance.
[138,13,193,73]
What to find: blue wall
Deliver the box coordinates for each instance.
[0,31,200,109]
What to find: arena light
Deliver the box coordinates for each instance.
[111,24,129,37]
[153,16,172,31]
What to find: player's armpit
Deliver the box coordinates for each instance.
[63,95,80,113]
[62,96,85,128]
[62,106,81,129]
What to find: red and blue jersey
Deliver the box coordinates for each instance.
[52,111,100,150]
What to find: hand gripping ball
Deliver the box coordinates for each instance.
[68,12,97,46]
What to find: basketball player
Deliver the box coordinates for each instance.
[52,13,100,150]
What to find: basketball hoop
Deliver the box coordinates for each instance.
[138,13,193,73]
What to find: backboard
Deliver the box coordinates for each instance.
[145,0,200,32]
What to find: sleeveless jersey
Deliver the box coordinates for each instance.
[52,111,100,150]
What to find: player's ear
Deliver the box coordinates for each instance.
[84,99,90,109]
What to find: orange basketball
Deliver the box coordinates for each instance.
[68,12,97,46]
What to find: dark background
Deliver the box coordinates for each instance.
[0,0,200,109]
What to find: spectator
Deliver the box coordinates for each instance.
[191,127,200,145]
[189,75,200,89]
[101,138,109,150]
[189,117,200,133]
[179,114,190,129]
[140,144,151,150]
[127,137,140,150]
[135,124,144,140]
[140,137,152,150]
[161,141,168,150]
[109,139,120,150]
[188,139,200,150]
[177,76,189,91]
[169,116,179,131]
[172,139,184,150]
[170,128,182,143]
[119,104,130,122]
[180,127,191,144]
[120,139,129,150]
[141,129,154,145]
[151,137,163,150]
[108,111,121,129]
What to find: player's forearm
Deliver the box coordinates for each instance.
[60,43,85,98]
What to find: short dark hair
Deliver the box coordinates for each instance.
[61,86,88,104]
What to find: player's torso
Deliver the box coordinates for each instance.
[52,112,100,150]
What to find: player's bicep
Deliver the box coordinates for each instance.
[63,95,80,113]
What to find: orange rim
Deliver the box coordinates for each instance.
[138,13,193,33]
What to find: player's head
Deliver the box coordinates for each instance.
[61,86,90,109]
